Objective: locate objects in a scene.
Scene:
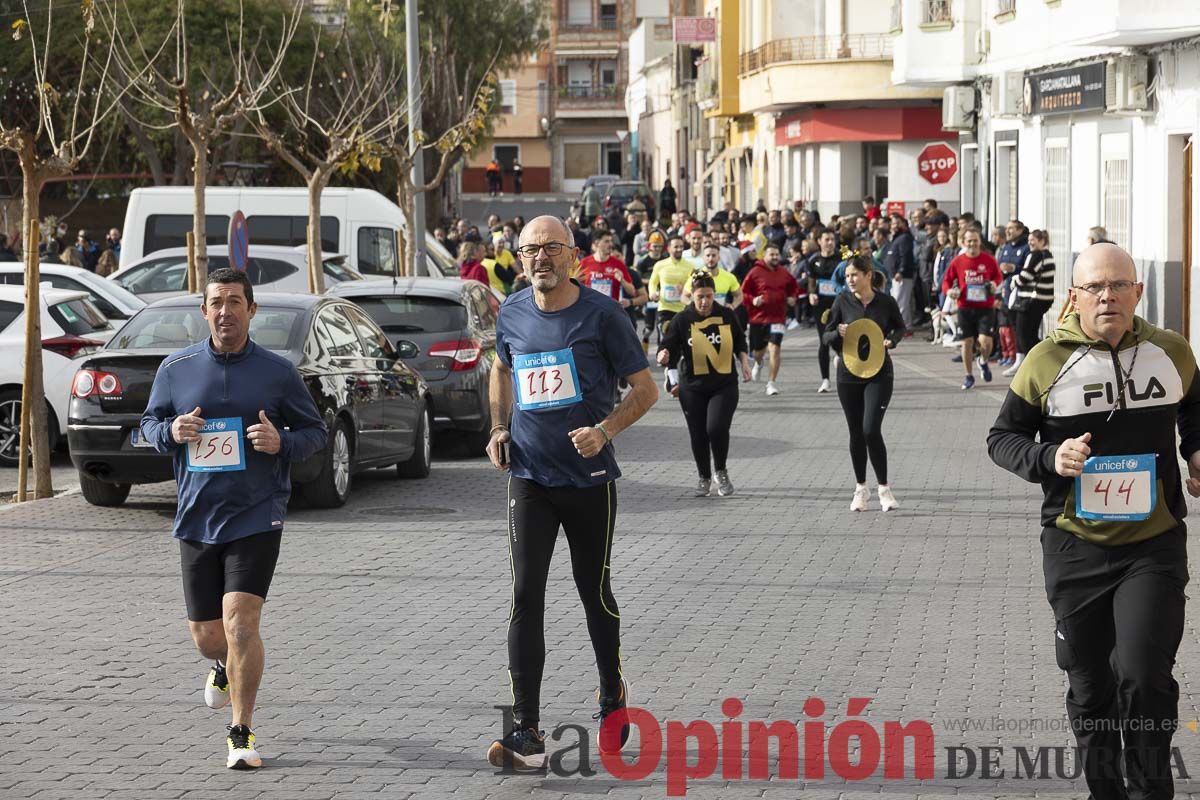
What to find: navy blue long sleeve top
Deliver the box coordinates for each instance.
[141,338,328,544]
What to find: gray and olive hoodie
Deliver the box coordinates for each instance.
[987,313,1200,545]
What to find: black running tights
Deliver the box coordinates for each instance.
[507,476,621,729]
[836,371,893,484]
[678,382,739,479]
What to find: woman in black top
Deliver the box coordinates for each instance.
[657,270,751,498]
[1004,228,1056,377]
[823,255,906,512]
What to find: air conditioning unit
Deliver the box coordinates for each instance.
[1106,56,1149,113]
[942,85,975,130]
[975,29,991,57]
[992,71,1024,117]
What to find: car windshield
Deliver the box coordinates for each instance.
[50,298,111,335]
[108,306,303,352]
[323,258,361,283]
[350,295,466,333]
[608,185,641,199]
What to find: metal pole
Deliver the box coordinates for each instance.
[406,0,426,276]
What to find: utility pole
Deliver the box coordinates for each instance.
[406,0,427,274]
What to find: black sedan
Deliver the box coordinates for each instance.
[67,292,433,508]
[328,277,498,451]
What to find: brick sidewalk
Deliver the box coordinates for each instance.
[2,328,1199,799]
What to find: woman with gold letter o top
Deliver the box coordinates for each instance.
[823,254,906,512]
[657,270,752,498]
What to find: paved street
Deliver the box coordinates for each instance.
[3,328,1200,800]
[461,194,575,230]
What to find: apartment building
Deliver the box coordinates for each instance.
[892,0,1200,342]
[694,0,944,220]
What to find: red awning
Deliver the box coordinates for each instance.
[774,107,954,146]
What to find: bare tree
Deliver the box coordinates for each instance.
[247,29,401,293]
[111,0,303,288]
[0,0,125,500]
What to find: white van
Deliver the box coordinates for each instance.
[120,186,457,278]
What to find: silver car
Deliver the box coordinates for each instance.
[108,245,363,302]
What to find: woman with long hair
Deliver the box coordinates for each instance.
[657,270,752,497]
[1003,229,1056,377]
[823,254,906,512]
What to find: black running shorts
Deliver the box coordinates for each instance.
[179,531,282,621]
[957,307,997,340]
[748,322,784,352]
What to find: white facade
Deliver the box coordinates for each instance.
[892,1,1200,343]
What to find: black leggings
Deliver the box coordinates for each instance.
[1042,526,1188,800]
[1015,299,1052,355]
[507,476,621,728]
[836,369,893,484]
[816,302,834,380]
[678,381,739,479]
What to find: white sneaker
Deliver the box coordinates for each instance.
[850,484,870,511]
[878,485,899,512]
[750,362,761,382]
[1001,363,1020,377]
[765,380,780,396]
[204,661,230,709]
[786,318,800,330]
[817,379,831,394]
[226,725,262,770]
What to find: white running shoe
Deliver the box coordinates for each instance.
[850,484,870,512]
[786,318,800,330]
[715,469,735,496]
[204,661,230,710]
[878,485,899,512]
[1001,363,1019,377]
[694,477,712,497]
[817,379,831,394]
[750,362,761,382]
[226,725,263,770]
[765,380,780,396]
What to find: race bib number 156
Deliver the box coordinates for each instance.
[186,417,246,473]
[513,348,583,411]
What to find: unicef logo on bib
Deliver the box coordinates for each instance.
[513,348,583,411]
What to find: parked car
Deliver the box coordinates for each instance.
[581,174,620,204]
[329,277,498,450]
[108,245,362,303]
[0,264,147,323]
[67,292,433,507]
[603,180,656,218]
[0,285,118,466]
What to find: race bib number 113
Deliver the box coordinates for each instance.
[513,348,583,411]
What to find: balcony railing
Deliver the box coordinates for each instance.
[600,15,618,29]
[995,0,1015,15]
[923,0,953,23]
[555,83,625,106]
[738,34,894,75]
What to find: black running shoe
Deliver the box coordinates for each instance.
[487,726,546,771]
[594,678,631,755]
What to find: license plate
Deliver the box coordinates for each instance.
[130,428,155,449]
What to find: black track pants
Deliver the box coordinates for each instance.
[1042,525,1188,800]
[836,369,893,484]
[1015,299,1052,355]
[678,381,739,479]
[506,476,621,727]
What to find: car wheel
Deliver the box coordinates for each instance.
[397,404,432,479]
[302,417,352,508]
[78,472,131,507]
[0,389,54,468]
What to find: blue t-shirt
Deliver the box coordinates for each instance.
[496,281,648,488]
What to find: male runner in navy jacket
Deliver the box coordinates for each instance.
[142,268,326,769]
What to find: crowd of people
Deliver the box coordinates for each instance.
[0,223,123,276]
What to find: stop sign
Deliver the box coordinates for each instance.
[918,142,958,185]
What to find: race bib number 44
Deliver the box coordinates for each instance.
[513,348,583,410]
[186,417,246,473]
[1075,454,1156,521]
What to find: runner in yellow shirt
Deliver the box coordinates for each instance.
[683,243,742,308]
[648,234,694,342]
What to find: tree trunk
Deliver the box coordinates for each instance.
[397,177,415,278]
[306,174,326,294]
[192,140,209,290]
[18,150,52,500]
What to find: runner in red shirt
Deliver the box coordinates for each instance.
[940,228,1003,390]
[578,230,636,306]
[740,243,800,396]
